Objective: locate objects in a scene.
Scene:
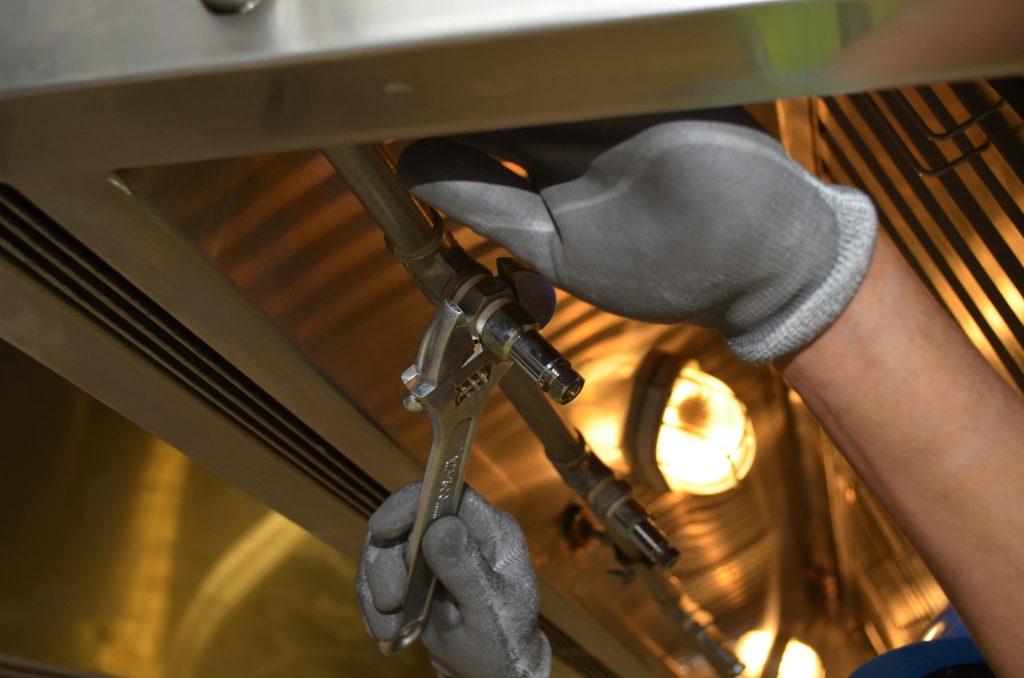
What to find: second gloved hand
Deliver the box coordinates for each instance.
[398,111,877,363]
[357,483,550,678]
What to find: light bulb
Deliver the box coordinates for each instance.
[736,630,772,675]
[779,639,825,678]
[655,365,755,495]
[736,631,825,678]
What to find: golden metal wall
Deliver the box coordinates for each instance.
[0,339,432,677]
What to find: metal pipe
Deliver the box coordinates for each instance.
[639,569,745,677]
[501,370,743,677]
[325,144,489,306]
[326,143,584,403]
[503,370,677,565]
[500,367,582,460]
[323,145,437,257]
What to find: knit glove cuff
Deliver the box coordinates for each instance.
[727,184,877,363]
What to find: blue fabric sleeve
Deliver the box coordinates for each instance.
[850,638,987,678]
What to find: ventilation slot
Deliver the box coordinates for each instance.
[816,80,1024,392]
[0,185,389,518]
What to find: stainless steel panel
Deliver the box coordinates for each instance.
[2,1,1024,174]
[2,0,1020,100]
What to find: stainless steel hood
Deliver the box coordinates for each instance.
[0,2,1021,676]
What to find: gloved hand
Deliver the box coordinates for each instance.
[357,483,551,678]
[398,110,877,363]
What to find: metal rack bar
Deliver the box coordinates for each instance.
[894,90,1004,141]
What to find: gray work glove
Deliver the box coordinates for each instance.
[357,483,551,678]
[398,110,877,363]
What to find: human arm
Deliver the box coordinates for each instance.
[779,231,1024,676]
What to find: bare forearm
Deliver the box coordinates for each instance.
[779,232,1024,674]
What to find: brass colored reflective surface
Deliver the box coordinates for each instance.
[0,339,432,677]
[123,150,863,675]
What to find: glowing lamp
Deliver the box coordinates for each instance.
[736,631,825,678]
[625,353,755,495]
